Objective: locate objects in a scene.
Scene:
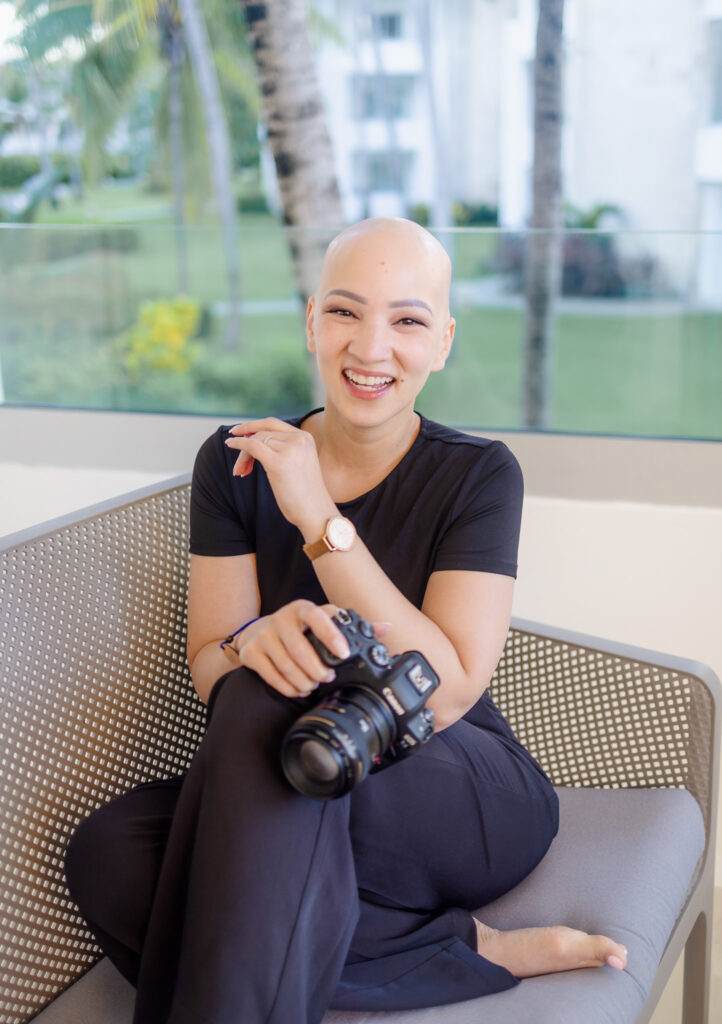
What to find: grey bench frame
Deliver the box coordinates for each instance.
[0,474,719,1024]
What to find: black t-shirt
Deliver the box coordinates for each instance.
[189,411,523,617]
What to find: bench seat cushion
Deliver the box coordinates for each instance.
[33,786,704,1024]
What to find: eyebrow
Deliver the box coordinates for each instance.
[324,289,432,315]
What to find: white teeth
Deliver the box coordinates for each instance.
[343,369,394,389]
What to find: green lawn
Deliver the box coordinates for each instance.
[0,184,720,439]
[418,308,722,437]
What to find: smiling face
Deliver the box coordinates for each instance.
[306,218,455,432]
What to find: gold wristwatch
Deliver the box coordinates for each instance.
[302,516,357,561]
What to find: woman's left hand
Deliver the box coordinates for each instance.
[225,418,336,534]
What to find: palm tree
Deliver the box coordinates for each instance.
[176,0,241,347]
[14,0,244,347]
[523,0,565,429]
[157,1,189,292]
[239,0,345,403]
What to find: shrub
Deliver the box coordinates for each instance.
[407,203,430,227]
[115,297,202,378]
[237,190,270,215]
[193,344,311,416]
[0,155,42,189]
[453,201,498,226]
[487,231,659,299]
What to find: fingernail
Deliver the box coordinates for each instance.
[335,642,350,659]
[607,955,624,971]
[323,670,336,683]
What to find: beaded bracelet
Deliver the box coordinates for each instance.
[219,617,260,651]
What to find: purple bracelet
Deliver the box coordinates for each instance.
[219,617,260,650]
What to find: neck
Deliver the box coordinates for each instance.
[304,404,421,494]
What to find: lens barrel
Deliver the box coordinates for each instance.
[281,686,395,800]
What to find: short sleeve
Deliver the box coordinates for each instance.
[432,442,523,578]
[189,428,255,557]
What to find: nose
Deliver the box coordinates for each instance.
[349,316,392,365]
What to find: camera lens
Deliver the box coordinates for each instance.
[298,739,340,782]
[281,688,395,800]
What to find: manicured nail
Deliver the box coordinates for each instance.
[323,670,336,683]
[335,642,350,659]
[607,955,624,971]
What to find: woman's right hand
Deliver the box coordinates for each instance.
[235,600,353,699]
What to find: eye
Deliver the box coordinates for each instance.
[397,316,427,327]
[325,307,355,318]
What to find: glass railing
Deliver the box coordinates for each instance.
[0,222,720,440]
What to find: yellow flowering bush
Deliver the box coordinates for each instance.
[118,297,201,377]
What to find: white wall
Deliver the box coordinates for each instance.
[517,495,722,877]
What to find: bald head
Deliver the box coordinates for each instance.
[316,217,452,318]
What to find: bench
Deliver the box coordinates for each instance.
[0,475,718,1024]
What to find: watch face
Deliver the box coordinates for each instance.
[327,516,356,551]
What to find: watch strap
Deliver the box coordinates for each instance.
[302,536,334,561]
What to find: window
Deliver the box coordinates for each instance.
[712,20,722,123]
[371,13,403,39]
[351,74,415,120]
[353,150,413,193]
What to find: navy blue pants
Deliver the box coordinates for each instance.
[64,667,559,1024]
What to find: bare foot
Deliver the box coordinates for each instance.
[475,919,628,978]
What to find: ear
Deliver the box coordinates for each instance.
[431,317,455,372]
[306,296,317,353]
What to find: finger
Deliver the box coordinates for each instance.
[228,417,293,437]
[261,633,331,693]
[246,653,300,699]
[306,605,351,659]
[372,621,393,638]
[226,435,275,476]
[231,452,255,478]
[281,630,338,685]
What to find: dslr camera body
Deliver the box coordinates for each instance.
[281,608,439,800]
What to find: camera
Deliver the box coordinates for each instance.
[280,609,439,800]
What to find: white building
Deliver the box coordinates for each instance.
[294,0,722,299]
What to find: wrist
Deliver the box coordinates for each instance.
[298,504,340,545]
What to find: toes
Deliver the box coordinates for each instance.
[592,935,628,970]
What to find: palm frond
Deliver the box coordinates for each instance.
[212,47,258,112]
[14,2,93,61]
[68,35,148,180]
[307,6,345,49]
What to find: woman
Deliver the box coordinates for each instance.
[65,218,627,1024]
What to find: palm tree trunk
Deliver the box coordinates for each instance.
[239,0,345,405]
[415,0,455,264]
[523,0,565,429]
[159,3,190,295]
[178,0,242,349]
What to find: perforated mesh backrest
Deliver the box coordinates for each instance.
[490,628,715,846]
[0,481,205,1024]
